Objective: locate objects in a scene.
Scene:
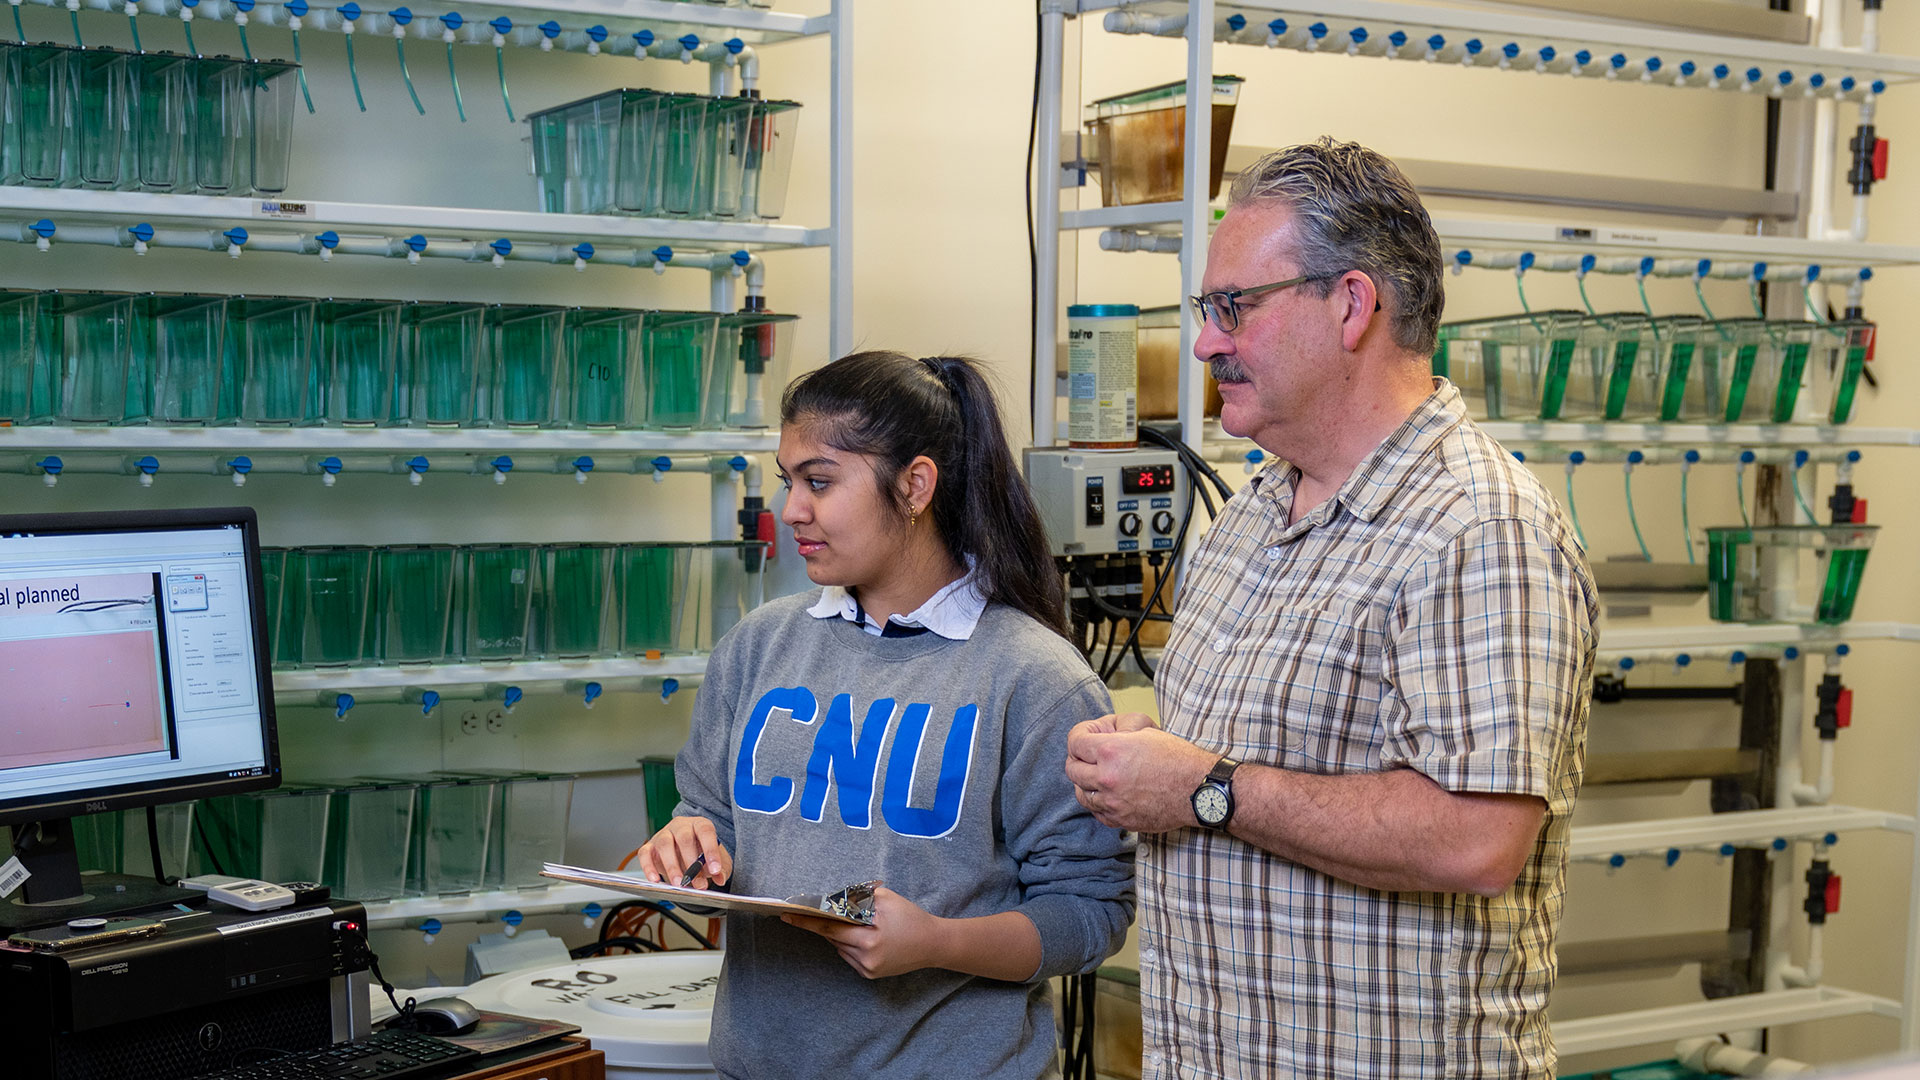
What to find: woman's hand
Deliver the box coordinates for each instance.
[781,886,945,979]
[636,816,732,889]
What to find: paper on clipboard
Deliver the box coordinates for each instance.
[539,863,879,926]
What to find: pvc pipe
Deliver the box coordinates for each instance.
[1781,923,1825,988]
[1450,251,1868,283]
[1793,740,1836,806]
[1100,229,1182,254]
[1766,637,1808,991]
[1104,9,1184,35]
[1676,1036,1814,1076]
[1031,5,1063,447]
[1510,446,1857,467]
[0,221,737,271]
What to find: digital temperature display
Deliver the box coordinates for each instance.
[1121,463,1176,494]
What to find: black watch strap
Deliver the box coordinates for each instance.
[1206,756,1242,785]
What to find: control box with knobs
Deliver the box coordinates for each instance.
[1023,448,1186,556]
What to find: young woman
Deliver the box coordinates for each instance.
[637,351,1133,1079]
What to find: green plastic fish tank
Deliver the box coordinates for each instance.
[1705,523,1878,624]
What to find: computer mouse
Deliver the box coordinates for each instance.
[410,997,481,1035]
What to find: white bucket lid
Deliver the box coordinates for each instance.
[458,951,723,1071]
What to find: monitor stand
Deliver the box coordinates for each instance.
[1,818,203,934]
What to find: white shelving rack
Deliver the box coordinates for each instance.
[0,1,856,932]
[1034,0,1920,1063]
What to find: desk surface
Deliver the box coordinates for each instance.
[456,1037,604,1080]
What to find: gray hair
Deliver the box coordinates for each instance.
[1228,138,1444,357]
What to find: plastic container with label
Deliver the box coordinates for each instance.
[707,311,797,429]
[141,294,236,425]
[1813,320,1875,425]
[1433,311,1583,421]
[1706,523,1878,625]
[443,770,575,891]
[376,544,461,664]
[642,310,720,430]
[401,302,486,427]
[12,44,71,187]
[49,291,144,425]
[464,543,539,660]
[482,304,568,428]
[0,289,54,425]
[233,296,321,425]
[130,53,193,192]
[1086,75,1242,206]
[247,58,301,194]
[1066,304,1139,449]
[364,775,496,898]
[566,308,644,429]
[66,47,130,190]
[320,299,405,427]
[284,545,376,667]
[540,542,617,658]
[320,779,415,901]
[197,784,332,883]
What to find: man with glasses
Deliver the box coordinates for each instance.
[1065,139,1597,1079]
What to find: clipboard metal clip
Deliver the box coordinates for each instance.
[787,880,882,925]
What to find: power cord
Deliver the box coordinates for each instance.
[573,936,665,958]
[338,921,417,1030]
[602,899,720,950]
[145,805,173,885]
[1058,971,1098,1078]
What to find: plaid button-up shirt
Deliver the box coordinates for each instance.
[1141,380,1597,1080]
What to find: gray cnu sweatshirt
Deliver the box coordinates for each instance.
[672,592,1135,1080]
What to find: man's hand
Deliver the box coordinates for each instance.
[782,886,944,980]
[1065,712,1217,833]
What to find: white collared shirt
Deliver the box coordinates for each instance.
[805,561,988,641]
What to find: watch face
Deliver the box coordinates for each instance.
[1194,784,1230,825]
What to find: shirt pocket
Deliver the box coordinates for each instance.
[1228,581,1392,771]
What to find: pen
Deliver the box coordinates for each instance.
[678,854,708,888]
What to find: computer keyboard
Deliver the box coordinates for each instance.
[186,1028,481,1080]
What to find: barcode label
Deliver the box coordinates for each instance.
[0,856,29,899]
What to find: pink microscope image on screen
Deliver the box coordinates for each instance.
[0,571,173,772]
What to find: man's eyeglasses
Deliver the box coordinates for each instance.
[1187,273,1338,333]
[1188,272,1381,332]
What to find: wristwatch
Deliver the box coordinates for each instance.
[1191,756,1241,829]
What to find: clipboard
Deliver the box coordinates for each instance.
[539,863,878,926]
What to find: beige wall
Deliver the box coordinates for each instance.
[5,0,1920,1065]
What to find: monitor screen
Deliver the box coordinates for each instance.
[0,507,279,826]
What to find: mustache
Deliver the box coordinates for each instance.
[1208,356,1250,383]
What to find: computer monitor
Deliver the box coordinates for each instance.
[0,506,280,931]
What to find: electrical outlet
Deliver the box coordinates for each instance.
[484,708,507,733]
[459,709,482,736]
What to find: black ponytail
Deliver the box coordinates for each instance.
[781,351,1068,638]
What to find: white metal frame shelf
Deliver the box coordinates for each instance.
[1086,0,1920,94]
[0,426,780,455]
[1064,201,1920,268]
[1203,418,1920,454]
[1597,622,1920,652]
[1570,805,1917,862]
[31,0,829,50]
[273,654,709,703]
[0,188,828,263]
[1553,987,1905,1059]
[360,883,623,930]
